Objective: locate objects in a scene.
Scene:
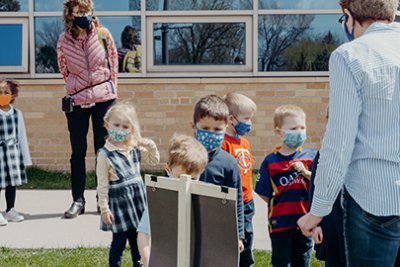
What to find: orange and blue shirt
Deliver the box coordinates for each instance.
[222,134,255,204]
[255,147,317,233]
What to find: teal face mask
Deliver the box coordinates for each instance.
[108,129,130,142]
[284,130,306,148]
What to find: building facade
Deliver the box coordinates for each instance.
[1,0,343,170]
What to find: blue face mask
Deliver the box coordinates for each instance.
[195,127,225,151]
[284,130,306,148]
[233,118,252,137]
[342,14,355,41]
[108,129,130,143]
[74,15,92,30]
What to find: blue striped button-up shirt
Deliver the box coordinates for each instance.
[311,22,400,217]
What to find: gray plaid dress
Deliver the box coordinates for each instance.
[0,108,27,188]
[99,147,146,233]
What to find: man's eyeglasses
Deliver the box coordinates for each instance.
[338,14,347,24]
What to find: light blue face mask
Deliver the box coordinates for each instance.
[195,126,225,151]
[108,129,130,143]
[284,130,307,148]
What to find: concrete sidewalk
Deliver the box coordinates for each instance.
[0,190,271,250]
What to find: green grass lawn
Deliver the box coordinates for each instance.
[0,248,324,267]
[22,166,257,190]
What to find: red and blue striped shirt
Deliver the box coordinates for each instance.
[255,147,317,233]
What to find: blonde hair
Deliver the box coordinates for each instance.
[63,0,102,39]
[273,105,306,128]
[103,100,141,145]
[222,92,257,117]
[168,134,208,178]
[339,0,398,23]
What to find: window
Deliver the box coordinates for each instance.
[147,17,252,72]
[147,0,252,11]
[258,0,338,9]
[34,0,140,12]
[35,17,63,73]
[0,0,346,77]
[0,18,28,72]
[0,0,28,12]
[258,14,344,72]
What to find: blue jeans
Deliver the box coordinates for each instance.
[109,229,141,267]
[240,199,255,267]
[270,228,313,267]
[343,188,400,267]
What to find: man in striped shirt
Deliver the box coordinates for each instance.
[298,0,400,266]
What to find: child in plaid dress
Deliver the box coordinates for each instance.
[96,101,159,267]
[0,79,31,226]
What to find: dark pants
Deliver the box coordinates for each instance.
[270,228,313,267]
[65,99,114,202]
[0,185,16,212]
[109,229,142,267]
[343,188,400,267]
[240,199,255,267]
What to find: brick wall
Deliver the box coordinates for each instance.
[15,77,329,172]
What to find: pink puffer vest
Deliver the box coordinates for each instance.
[58,27,117,106]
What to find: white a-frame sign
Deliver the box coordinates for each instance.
[145,174,239,267]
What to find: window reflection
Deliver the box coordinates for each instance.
[35,17,63,73]
[153,23,246,65]
[258,14,344,71]
[147,0,252,11]
[0,0,28,11]
[34,0,139,12]
[98,16,141,72]
[259,0,338,9]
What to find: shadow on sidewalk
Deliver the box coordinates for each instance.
[22,213,64,220]
[21,211,100,220]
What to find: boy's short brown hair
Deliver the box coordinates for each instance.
[222,92,257,116]
[273,105,306,128]
[168,134,208,177]
[193,95,229,124]
[0,79,19,103]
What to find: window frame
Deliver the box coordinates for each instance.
[0,0,345,78]
[0,17,29,73]
[146,15,253,73]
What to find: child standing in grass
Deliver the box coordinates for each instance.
[222,93,257,267]
[255,105,317,267]
[0,79,31,226]
[96,101,159,267]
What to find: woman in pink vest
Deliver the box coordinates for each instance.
[57,0,118,218]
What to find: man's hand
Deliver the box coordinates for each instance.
[312,226,323,244]
[297,213,323,237]
[239,240,244,253]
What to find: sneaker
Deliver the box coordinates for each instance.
[5,208,24,222]
[0,213,7,226]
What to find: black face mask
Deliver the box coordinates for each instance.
[74,15,92,30]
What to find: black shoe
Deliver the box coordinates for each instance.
[63,200,85,219]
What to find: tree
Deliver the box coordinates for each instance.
[282,31,342,71]
[0,0,21,11]
[35,19,64,73]
[258,13,314,71]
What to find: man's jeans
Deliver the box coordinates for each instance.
[343,188,400,267]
